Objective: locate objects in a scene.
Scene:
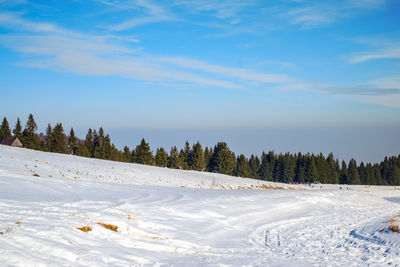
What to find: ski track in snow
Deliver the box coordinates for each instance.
[0,145,400,266]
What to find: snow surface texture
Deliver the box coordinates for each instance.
[0,145,399,266]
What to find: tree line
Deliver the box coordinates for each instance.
[1,114,399,185]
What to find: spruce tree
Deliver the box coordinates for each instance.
[84,129,93,156]
[183,141,192,169]
[45,123,52,152]
[235,154,250,177]
[51,123,68,154]
[22,114,40,149]
[122,146,132,162]
[68,128,77,155]
[178,149,188,169]
[168,146,179,168]
[340,161,348,184]
[0,117,12,140]
[133,138,153,165]
[191,142,205,170]
[348,159,361,185]
[209,142,236,175]
[248,154,260,179]
[13,118,22,139]
[204,146,213,171]
[258,151,275,181]
[155,147,168,167]
[76,143,91,157]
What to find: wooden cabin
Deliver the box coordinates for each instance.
[0,136,23,147]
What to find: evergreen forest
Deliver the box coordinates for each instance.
[1,114,399,186]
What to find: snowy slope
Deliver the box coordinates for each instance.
[1,145,400,266]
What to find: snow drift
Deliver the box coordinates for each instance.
[0,145,399,266]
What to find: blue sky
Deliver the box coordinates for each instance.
[0,0,399,162]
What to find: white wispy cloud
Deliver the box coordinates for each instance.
[155,56,291,84]
[0,12,77,36]
[350,43,400,63]
[174,0,255,19]
[103,0,176,31]
[360,75,400,107]
[0,13,291,90]
[279,0,387,28]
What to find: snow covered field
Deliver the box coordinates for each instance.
[0,145,399,266]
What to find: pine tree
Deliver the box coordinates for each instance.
[133,138,153,165]
[178,149,188,169]
[183,141,192,169]
[13,118,22,139]
[340,161,348,184]
[168,146,179,168]
[76,143,90,157]
[155,147,168,167]
[304,155,318,182]
[204,146,213,171]
[22,114,40,149]
[45,123,52,152]
[209,142,236,175]
[0,117,12,140]
[84,129,93,157]
[51,123,68,154]
[258,151,275,181]
[235,154,250,177]
[122,146,132,162]
[93,128,105,159]
[248,154,260,179]
[348,159,361,185]
[68,128,77,155]
[104,134,112,160]
[191,142,205,170]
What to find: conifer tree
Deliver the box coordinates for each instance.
[191,141,205,170]
[133,138,153,165]
[155,147,168,167]
[258,151,275,181]
[122,146,132,162]
[45,123,52,152]
[13,118,22,139]
[76,143,91,157]
[68,128,77,155]
[204,146,213,171]
[340,161,348,184]
[22,114,40,149]
[348,159,361,185]
[235,154,250,177]
[183,141,192,169]
[0,117,12,140]
[168,146,179,168]
[84,129,93,156]
[304,155,318,182]
[104,134,112,160]
[248,154,260,179]
[51,123,68,154]
[375,164,384,185]
[209,142,236,175]
[178,149,188,169]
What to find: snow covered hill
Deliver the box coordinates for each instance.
[0,145,400,266]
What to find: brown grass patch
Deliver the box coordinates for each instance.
[389,218,399,233]
[76,226,92,232]
[33,173,40,177]
[97,222,118,232]
[0,231,3,234]
[15,221,22,225]
[127,215,136,220]
[259,184,284,190]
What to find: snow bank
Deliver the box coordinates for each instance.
[1,145,399,266]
